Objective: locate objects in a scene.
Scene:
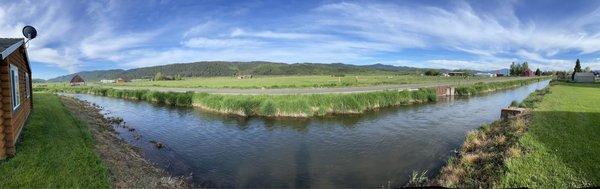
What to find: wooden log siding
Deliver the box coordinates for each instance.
[0,46,32,159]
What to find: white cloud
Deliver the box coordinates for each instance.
[79,29,160,60]
[230,28,326,40]
[312,2,600,66]
[4,0,600,78]
[182,37,262,49]
[0,0,76,70]
[183,21,228,38]
[426,59,509,70]
[29,48,80,73]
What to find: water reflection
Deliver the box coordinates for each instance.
[70,80,549,188]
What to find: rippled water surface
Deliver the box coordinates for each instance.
[70,80,549,188]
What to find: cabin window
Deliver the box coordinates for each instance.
[25,73,30,98]
[10,65,20,110]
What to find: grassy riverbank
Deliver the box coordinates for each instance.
[435,87,549,188]
[436,81,600,188]
[454,78,546,95]
[37,86,437,117]
[193,89,436,117]
[0,93,111,188]
[36,77,544,117]
[501,81,600,187]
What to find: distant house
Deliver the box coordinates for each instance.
[475,73,496,77]
[100,79,115,84]
[70,75,85,86]
[236,75,253,79]
[523,69,534,77]
[0,38,33,159]
[116,76,130,84]
[574,72,595,83]
[448,72,466,76]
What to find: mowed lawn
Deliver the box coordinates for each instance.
[0,93,110,188]
[105,75,524,89]
[501,82,600,187]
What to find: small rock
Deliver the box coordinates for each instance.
[150,140,165,149]
[451,149,459,155]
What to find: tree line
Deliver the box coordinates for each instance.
[509,62,532,76]
[47,61,421,82]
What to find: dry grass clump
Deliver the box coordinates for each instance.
[506,146,522,158]
[435,114,532,188]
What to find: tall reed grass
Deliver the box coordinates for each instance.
[455,78,542,95]
[38,85,436,117]
[193,89,437,117]
[37,77,543,117]
[41,86,194,106]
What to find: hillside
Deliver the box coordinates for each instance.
[48,61,424,82]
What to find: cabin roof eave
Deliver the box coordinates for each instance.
[0,40,24,60]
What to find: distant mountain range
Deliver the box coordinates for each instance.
[46,61,503,82]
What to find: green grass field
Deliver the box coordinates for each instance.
[0,93,111,188]
[89,75,528,89]
[501,82,600,187]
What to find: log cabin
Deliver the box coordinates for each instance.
[0,38,33,159]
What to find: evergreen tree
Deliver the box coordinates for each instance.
[509,62,516,76]
[572,59,582,80]
[424,70,441,76]
[535,68,541,76]
[522,62,529,72]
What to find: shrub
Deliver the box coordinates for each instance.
[259,100,277,116]
[176,92,193,106]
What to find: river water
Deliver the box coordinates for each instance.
[69,80,549,188]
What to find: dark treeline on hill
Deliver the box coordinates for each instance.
[48,61,428,82]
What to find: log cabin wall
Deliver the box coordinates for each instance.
[0,46,32,159]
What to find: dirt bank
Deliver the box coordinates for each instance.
[60,96,190,188]
[432,114,531,188]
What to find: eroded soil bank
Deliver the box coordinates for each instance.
[60,96,190,188]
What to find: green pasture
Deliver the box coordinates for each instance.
[75,75,532,89]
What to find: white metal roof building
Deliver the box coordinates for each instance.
[574,72,596,83]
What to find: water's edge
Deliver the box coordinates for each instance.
[47,77,546,118]
[67,80,550,188]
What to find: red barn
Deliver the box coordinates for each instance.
[523,69,534,77]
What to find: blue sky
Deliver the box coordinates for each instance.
[2,0,600,79]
